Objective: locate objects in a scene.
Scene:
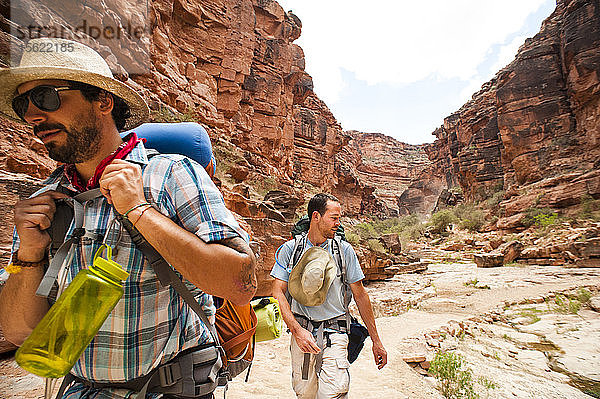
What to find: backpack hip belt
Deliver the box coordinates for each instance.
[293,313,348,334]
[293,313,348,380]
[55,344,225,399]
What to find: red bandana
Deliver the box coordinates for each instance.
[65,133,143,192]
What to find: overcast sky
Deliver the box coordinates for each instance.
[276,0,557,144]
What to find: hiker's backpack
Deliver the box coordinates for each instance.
[288,232,351,331]
[288,214,349,328]
[37,122,256,398]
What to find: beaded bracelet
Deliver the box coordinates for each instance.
[123,202,151,219]
[5,257,48,275]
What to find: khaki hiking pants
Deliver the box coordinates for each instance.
[291,333,350,399]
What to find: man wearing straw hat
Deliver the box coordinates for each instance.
[271,193,387,399]
[0,38,256,398]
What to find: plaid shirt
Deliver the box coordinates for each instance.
[2,142,247,398]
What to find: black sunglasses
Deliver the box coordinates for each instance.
[12,85,77,121]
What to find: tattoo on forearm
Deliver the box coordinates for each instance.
[239,256,257,293]
[219,237,257,293]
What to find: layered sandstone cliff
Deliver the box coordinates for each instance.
[337,131,431,217]
[0,0,400,295]
[427,0,600,230]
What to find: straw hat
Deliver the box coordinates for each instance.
[288,247,337,307]
[0,38,148,130]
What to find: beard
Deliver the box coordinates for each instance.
[35,114,101,164]
[322,227,336,239]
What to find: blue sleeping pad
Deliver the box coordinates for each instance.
[123,122,216,177]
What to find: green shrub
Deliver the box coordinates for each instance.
[346,232,361,247]
[429,351,478,399]
[429,209,458,234]
[535,212,559,228]
[553,294,581,314]
[517,308,543,325]
[522,207,559,228]
[478,376,498,391]
[485,190,505,208]
[550,289,593,315]
[150,106,197,123]
[449,186,463,195]
[402,222,425,241]
[254,176,279,197]
[577,287,592,304]
[354,222,378,240]
[367,239,386,254]
[454,204,485,232]
[350,214,425,244]
[579,194,600,221]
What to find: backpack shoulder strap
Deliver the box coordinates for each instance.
[286,233,307,306]
[145,148,160,160]
[36,188,104,298]
[332,236,347,286]
[116,214,221,344]
[290,233,307,270]
[332,236,351,328]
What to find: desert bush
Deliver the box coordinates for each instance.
[553,294,581,314]
[346,232,361,247]
[577,287,592,304]
[351,215,424,243]
[517,308,543,325]
[354,222,378,240]
[522,207,558,228]
[402,221,425,241]
[454,204,485,232]
[366,239,386,254]
[579,194,600,221]
[150,106,197,123]
[485,190,505,208]
[429,209,458,234]
[429,351,478,399]
[254,176,279,197]
[550,288,593,314]
[449,186,463,195]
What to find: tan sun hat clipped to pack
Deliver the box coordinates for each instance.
[288,246,337,307]
[0,38,149,130]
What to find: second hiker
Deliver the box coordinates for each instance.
[271,193,387,399]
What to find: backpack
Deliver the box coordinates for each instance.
[38,122,256,398]
[287,232,351,331]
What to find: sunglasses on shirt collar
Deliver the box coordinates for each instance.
[12,85,78,121]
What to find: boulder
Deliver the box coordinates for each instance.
[590,296,600,313]
[379,233,402,254]
[474,252,504,268]
[497,240,524,264]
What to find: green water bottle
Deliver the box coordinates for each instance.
[15,245,129,378]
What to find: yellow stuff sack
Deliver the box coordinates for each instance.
[251,297,283,342]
